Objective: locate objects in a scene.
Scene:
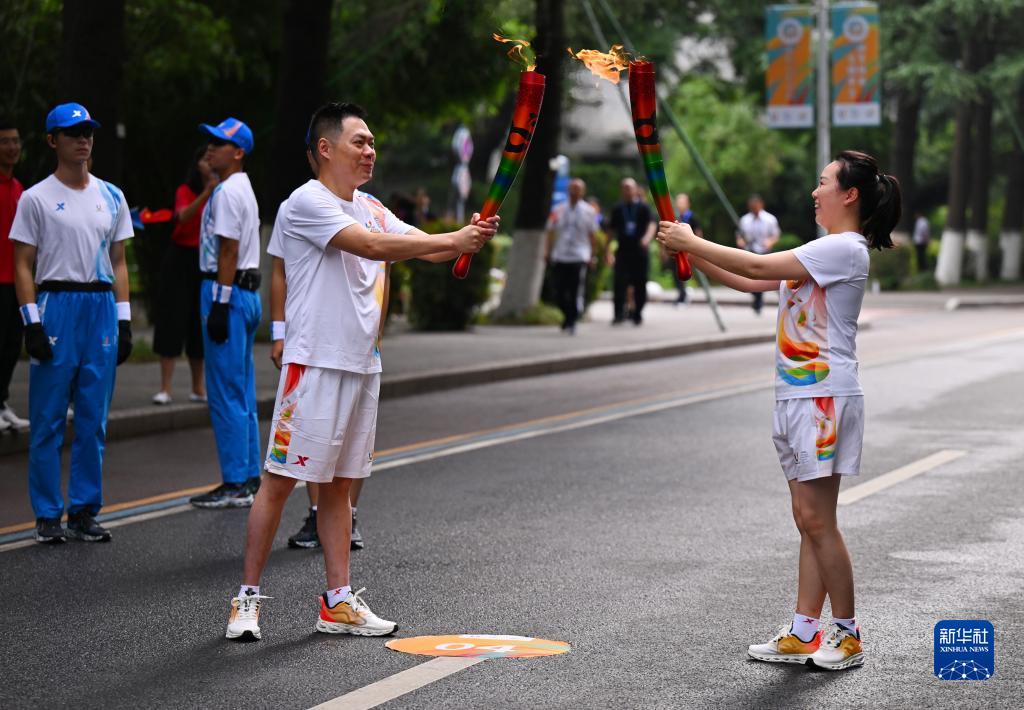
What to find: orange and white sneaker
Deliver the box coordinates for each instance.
[748,624,822,664]
[226,592,270,640]
[810,623,864,670]
[315,587,397,636]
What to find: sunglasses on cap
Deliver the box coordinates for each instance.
[60,125,94,139]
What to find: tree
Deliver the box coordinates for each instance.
[965,48,994,282]
[999,85,1024,280]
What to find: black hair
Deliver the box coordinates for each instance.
[0,117,17,132]
[184,145,207,194]
[833,149,902,250]
[305,102,368,161]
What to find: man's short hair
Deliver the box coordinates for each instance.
[0,117,17,132]
[305,102,368,152]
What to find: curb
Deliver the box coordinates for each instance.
[0,330,774,457]
[945,296,1024,310]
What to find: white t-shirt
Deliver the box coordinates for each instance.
[775,232,869,400]
[548,200,598,263]
[9,174,133,283]
[738,210,780,254]
[912,216,930,246]
[199,171,260,272]
[275,180,414,374]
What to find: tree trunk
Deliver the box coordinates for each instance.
[265,0,333,219]
[889,87,920,245]
[965,82,993,282]
[1000,85,1024,281]
[935,42,975,286]
[58,0,126,184]
[495,0,565,318]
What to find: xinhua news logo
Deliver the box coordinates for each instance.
[934,620,994,680]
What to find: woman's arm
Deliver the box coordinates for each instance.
[688,254,779,293]
[657,221,811,282]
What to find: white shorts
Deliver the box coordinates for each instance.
[264,364,380,483]
[772,396,864,482]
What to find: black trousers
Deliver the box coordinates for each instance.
[552,261,587,329]
[153,243,204,360]
[915,243,928,271]
[752,291,764,314]
[614,249,649,322]
[0,283,22,405]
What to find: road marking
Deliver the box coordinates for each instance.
[838,450,967,505]
[309,656,486,710]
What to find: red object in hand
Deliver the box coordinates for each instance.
[453,71,546,279]
[140,207,174,224]
[627,61,692,281]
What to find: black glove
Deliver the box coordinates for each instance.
[24,322,53,361]
[207,301,230,344]
[117,320,133,365]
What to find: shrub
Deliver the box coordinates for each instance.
[772,233,803,253]
[407,220,494,331]
[869,245,914,291]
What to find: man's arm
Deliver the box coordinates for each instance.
[13,243,37,307]
[110,241,130,304]
[641,219,656,249]
[216,238,239,286]
[328,221,491,261]
[269,256,286,368]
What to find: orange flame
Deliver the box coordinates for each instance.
[494,33,536,72]
[567,45,633,84]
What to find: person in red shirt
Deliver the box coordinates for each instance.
[0,118,29,432]
[152,147,217,404]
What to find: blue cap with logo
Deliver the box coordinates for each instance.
[199,117,254,155]
[46,103,101,133]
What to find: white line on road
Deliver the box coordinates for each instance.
[309,656,486,710]
[838,449,967,506]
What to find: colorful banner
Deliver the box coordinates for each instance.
[831,2,880,126]
[765,5,814,129]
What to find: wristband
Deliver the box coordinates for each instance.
[213,283,233,304]
[116,301,131,321]
[271,321,286,341]
[20,303,40,325]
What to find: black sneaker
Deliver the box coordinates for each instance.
[351,510,364,550]
[241,476,261,498]
[34,517,66,544]
[66,511,112,542]
[288,508,320,549]
[189,483,253,509]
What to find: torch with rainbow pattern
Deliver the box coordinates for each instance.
[453,38,546,280]
[628,61,692,281]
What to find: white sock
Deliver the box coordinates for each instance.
[832,616,857,632]
[792,613,820,642]
[326,585,351,606]
[238,584,260,598]
[310,506,317,512]
[351,506,357,515]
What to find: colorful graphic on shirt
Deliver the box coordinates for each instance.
[777,279,830,386]
[814,396,837,461]
[199,184,224,272]
[269,363,305,464]
[95,181,122,283]
[362,193,389,357]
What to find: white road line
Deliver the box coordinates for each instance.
[838,449,967,506]
[309,656,486,710]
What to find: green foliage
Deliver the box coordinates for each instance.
[484,301,562,326]
[772,233,804,253]
[407,221,494,331]
[869,245,915,290]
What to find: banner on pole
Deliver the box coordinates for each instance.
[765,5,814,129]
[831,2,880,126]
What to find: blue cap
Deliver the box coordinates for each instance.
[46,103,101,133]
[199,117,254,155]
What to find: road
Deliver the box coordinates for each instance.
[2,303,1022,709]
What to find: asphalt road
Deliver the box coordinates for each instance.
[2,305,1023,709]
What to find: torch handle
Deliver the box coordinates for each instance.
[453,253,473,279]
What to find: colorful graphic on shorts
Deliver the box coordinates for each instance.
[269,364,305,464]
[814,396,837,460]
[777,279,830,386]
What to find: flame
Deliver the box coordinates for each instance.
[567,45,633,84]
[494,33,536,72]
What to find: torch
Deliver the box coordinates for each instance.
[453,37,546,280]
[627,61,692,281]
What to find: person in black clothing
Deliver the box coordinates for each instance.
[608,178,654,324]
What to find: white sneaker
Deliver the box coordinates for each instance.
[152,391,172,405]
[225,592,271,640]
[315,587,397,636]
[747,623,822,664]
[188,392,207,403]
[810,623,864,670]
[0,418,10,433]
[0,406,29,431]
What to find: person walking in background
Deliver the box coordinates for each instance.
[0,118,29,433]
[10,103,134,544]
[667,192,701,306]
[151,147,216,405]
[545,178,598,335]
[912,210,930,271]
[608,177,655,325]
[188,118,263,510]
[736,194,780,315]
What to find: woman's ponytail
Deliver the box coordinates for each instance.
[834,151,903,250]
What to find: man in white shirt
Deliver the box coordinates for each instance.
[188,118,264,510]
[736,194,780,314]
[545,178,598,334]
[10,103,134,544]
[912,211,930,270]
[224,102,496,642]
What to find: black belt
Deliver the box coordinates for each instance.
[200,269,261,291]
[39,281,112,293]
